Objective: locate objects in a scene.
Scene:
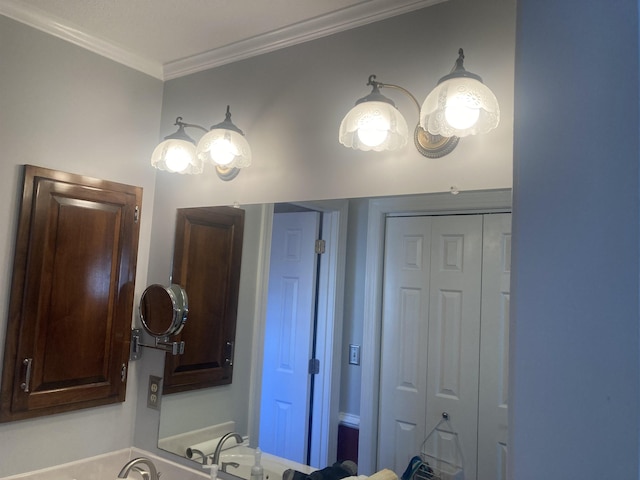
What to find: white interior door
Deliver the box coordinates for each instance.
[377,216,432,473]
[378,214,484,479]
[259,211,320,463]
[424,215,482,478]
[477,214,511,480]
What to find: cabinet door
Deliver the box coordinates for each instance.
[0,165,142,421]
[163,206,244,394]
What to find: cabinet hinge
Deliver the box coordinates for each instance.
[308,358,320,375]
[134,206,140,223]
[121,363,127,382]
[315,239,326,254]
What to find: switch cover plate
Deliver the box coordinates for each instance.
[349,344,360,365]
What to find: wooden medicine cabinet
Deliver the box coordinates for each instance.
[162,206,244,394]
[0,165,142,422]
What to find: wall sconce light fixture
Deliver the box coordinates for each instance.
[151,106,251,181]
[339,49,500,158]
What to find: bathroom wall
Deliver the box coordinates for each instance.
[134,1,516,459]
[0,16,163,477]
[2,0,638,478]
[0,0,517,473]
[153,0,515,208]
[510,0,640,478]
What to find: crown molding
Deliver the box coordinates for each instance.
[0,0,164,79]
[0,0,446,81]
[163,0,446,80]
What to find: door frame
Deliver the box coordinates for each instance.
[248,199,349,467]
[358,189,512,474]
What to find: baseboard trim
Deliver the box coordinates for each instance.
[339,412,360,428]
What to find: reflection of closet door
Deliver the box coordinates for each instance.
[378,215,483,476]
[378,213,511,480]
[377,216,432,472]
[424,215,483,478]
[477,214,511,480]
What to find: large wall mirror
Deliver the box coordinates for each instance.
[155,189,512,480]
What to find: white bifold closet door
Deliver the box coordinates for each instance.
[477,214,511,480]
[377,213,511,480]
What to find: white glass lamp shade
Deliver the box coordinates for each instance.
[196,128,252,168]
[196,106,252,169]
[339,101,409,151]
[151,138,203,174]
[420,76,500,138]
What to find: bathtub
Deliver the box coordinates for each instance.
[219,446,315,480]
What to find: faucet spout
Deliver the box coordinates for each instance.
[118,457,159,480]
[211,432,243,465]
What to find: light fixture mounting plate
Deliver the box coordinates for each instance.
[413,125,459,158]
[215,165,240,181]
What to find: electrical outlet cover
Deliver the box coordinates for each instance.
[147,375,162,410]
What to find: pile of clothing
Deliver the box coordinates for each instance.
[283,462,398,480]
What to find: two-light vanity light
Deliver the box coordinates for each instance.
[151,106,251,181]
[150,49,499,177]
[339,49,500,158]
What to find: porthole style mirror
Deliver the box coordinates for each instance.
[131,284,189,358]
[140,284,188,338]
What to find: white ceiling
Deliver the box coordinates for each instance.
[0,0,444,80]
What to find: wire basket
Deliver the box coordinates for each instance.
[413,412,465,480]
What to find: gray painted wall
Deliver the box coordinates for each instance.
[154,0,515,208]
[340,199,369,416]
[510,0,639,478]
[0,15,163,477]
[133,0,515,466]
[5,0,638,478]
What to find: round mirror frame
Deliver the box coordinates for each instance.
[139,284,188,338]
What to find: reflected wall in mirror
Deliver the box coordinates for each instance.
[156,190,512,480]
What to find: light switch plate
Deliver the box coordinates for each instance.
[349,344,360,365]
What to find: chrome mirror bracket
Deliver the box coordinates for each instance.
[130,328,185,360]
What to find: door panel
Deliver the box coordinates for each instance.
[260,211,319,463]
[1,165,141,421]
[378,216,432,473]
[477,214,511,480]
[164,206,244,393]
[425,215,482,478]
[378,214,489,479]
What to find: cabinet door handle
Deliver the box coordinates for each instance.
[20,358,32,392]
[224,341,235,367]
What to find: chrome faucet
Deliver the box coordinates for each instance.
[118,457,160,480]
[221,461,240,473]
[211,432,243,465]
